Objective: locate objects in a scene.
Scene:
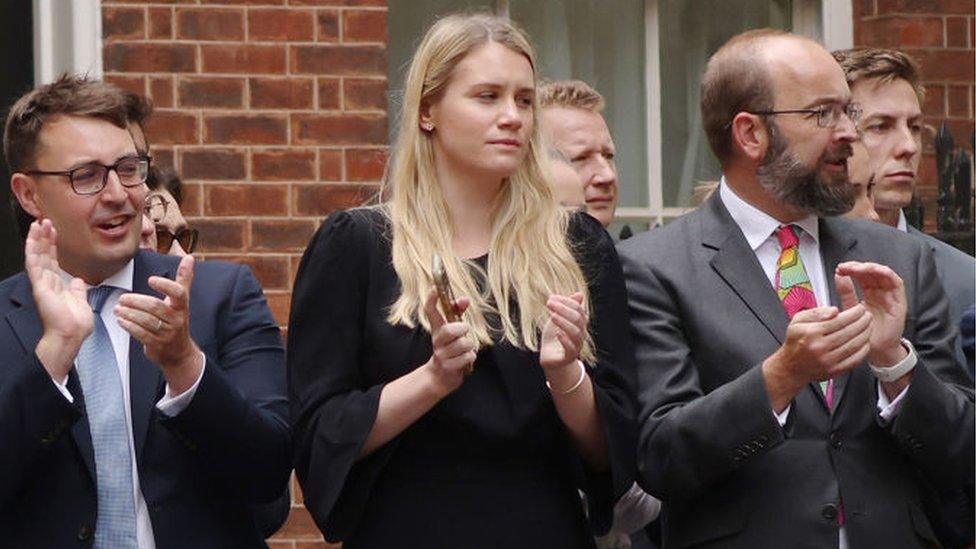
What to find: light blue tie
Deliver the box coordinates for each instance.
[76,286,138,548]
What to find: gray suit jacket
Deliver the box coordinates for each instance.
[618,194,974,549]
[907,225,974,336]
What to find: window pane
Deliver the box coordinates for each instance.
[387,0,494,135]
[510,0,647,209]
[659,0,792,208]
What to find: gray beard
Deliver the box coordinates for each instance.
[756,123,855,217]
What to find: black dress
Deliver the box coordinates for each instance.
[288,207,636,548]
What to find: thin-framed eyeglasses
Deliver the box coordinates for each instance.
[156,227,199,254]
[748,102,862,129]
[24,155,151,196]
[144,193,169,223]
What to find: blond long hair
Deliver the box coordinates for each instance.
[384,13,594,363]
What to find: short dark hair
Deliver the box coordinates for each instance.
[700,28,787,164]
[147,165,183,206]
[4,75,140,239]
[831,47,925,102]
[4,74,130,173]
[123,89,153,154]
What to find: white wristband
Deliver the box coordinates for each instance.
[546,360,587,395]
[869,338,917,383]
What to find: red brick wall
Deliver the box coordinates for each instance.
[102,1,388,546]
[853,0,976,231]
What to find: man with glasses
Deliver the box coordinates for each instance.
[0,75,290,547]
[141,167,198,256]
[619,30,973,547]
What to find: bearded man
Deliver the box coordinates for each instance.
[618,30,973,548]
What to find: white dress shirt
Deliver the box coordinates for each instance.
[50,259,205,549]
[897,210,908,232]
[719,179,915,549]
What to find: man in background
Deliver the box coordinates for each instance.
[540,80,620,228]
[833,47,974,336]
[844,140,880,222]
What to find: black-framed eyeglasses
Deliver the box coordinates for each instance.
[24,155,151,196]
[749,102,862,129]
[144,193,169,223]
[156,227,198,254]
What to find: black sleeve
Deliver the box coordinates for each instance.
[287,209,390,542]
[567,213,639,534]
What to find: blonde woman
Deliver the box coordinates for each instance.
[288,14,635,547]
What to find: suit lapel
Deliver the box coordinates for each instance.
[702,195,790,344]
[5,274,97,481]
[818,218,859,414]
[129,252,170,462]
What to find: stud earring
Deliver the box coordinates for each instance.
[421,122,434,131]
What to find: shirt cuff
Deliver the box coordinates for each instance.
[876,380,910,423]
[609,481,661,535]
[156,351,206,417]
[773,404,791,427]
[51,375,74,404]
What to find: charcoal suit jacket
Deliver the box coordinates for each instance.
[617,193,974,548]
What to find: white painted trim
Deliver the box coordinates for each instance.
[821,0,854,50]
[644,0,664,226]
[793,0,823,40]
[33,0,102,85]
[32,0,54,85]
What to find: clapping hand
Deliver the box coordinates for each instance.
[835,261,908,367]
[116,255,204,395]
[26,219,93,383]
[540,292,588,372]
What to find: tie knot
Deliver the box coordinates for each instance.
[87,286,115,313]
[775,224,800,249]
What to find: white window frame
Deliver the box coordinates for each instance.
[33,0,103,85]
[627,0,853,226]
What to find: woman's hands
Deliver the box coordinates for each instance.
[540,292,588,373]
[422,289,475,396]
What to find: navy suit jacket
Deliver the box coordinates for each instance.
[0,251,291,548]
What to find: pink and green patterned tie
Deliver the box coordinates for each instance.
[776,225,843,526]
[775,225,834,405]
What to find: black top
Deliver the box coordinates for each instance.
[288,207,636,548]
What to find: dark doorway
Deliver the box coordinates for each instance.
[0,0,34,278]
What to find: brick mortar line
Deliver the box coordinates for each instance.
[103,2,381,5]
[165,144,388,150]
[104,39,387,46]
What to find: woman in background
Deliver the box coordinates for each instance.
[288,13,635,548]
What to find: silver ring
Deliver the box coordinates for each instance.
[155,318,163,332]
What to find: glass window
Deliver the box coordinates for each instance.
[657,0,792,208]
[510,0,647,210]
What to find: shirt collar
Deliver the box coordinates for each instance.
[58,258,135,292]
[897,210,908,232]
[719,176,820,251]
